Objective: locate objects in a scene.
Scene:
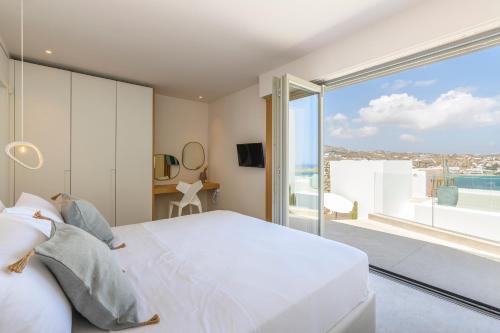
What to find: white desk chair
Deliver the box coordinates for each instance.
[169,181,203,218]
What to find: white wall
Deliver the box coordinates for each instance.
[259,0,500,96]
[154,94,209,219]
[414,200,500,243]
[208,84,266,219]
[0,45,9,206]
[380,163,413,220]
[330,160,412,219]
[331,160,380,219]
[412,170,428,199]
[457,189,500,213]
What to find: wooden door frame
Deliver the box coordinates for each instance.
[265,96,272,221]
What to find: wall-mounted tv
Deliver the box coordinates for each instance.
[236,143,265,168]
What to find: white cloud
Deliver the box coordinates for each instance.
[414,79,437,87]
[358,89,500,130]
[455,86,477,93]
[325,115,378,138]
[328,125,353,138]
[359,126,379,137]
[400,134,417,143]
[332,113,347,121]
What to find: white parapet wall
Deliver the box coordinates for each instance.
[330,160,413,219]
[414,199,500,243]
[458,188,500,213]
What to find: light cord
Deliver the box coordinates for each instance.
[3,0,44,170]
[20,0,24,141]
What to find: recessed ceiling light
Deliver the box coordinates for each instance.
[45,49,53,54]
[198,96,204,99]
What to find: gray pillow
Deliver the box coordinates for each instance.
[35,221,159,330]
[55,193,115,248]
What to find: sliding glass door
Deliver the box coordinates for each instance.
[272,74,324,235]
[321,36,500,314]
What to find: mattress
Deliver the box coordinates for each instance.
[73,210,370,333]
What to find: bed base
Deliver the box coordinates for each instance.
[73,292,376,333]
[327,291,376,333]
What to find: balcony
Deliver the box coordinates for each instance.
[324,160,500,310]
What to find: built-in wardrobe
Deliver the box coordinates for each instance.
[10,60,152,226]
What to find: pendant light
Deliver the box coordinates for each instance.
[4,0,44,170]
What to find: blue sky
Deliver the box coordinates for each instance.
[290,93,319,168]
[323,45,500,154]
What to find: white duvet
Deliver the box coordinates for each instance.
[73,211,370,333]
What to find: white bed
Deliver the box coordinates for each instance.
[73,210,373,333]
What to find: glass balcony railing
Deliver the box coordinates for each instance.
[431,175,500,242]
[368,170,500,243]
[325,158,500,242]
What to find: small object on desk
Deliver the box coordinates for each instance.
[211,188,219,204]
[199,167,208,183]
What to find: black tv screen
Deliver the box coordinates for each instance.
[237,143,265,168]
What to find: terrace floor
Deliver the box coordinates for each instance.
[324,218,500,310]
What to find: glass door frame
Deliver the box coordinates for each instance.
[272,74,324,236]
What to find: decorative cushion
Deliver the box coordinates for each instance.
[0,213,72,333]
[55,193,115,248]
[15,192,64,223]
[33,221,159,330]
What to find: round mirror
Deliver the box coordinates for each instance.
[182,142,205,170]
[154,154,180,180]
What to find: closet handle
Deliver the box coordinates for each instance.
[111,169,116,226]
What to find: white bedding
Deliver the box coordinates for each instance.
[73,211,370,333]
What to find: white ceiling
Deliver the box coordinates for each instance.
[0,0,420,101]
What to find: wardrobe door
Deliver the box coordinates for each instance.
[14,61,71,201]
[116,82,153,225]
[71,73,116,225]
[0,58,10,206]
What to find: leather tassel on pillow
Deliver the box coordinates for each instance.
[111,243,127,250]
[140,314,160,326]
[7,249,35,273]
[50,193,62,201]
[33,210,51,221]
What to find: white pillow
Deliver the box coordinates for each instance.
[15,192,64,223]
[0,214,72,333]
[2,208,55,237]
[0,199,4,212]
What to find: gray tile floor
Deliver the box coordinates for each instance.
[371,273,500,333]
[325,221,500,309]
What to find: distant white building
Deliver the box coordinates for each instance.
[468,166,484,174]
[330,160,413,219]
[412,167,442,198]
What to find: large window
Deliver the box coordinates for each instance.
[323,43,500,312]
